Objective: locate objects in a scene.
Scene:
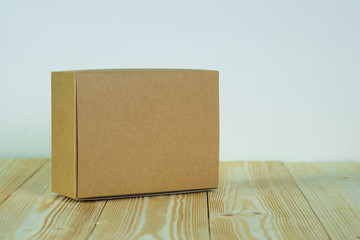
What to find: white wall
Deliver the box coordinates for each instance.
[0,0,359,161]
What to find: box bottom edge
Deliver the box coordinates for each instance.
[71,187,217,201]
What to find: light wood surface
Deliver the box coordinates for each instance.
[0,161,106,240]
[208,162,330,239]
[285,162,360,240]
[89,192,209,240]
[0,158,47,205]
[0,159,359,240]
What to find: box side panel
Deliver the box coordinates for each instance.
[51,72,77,199]
[212,71,220,188]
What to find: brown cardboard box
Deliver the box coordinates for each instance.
[51,69,219,200]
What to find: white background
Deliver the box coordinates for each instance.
[0,0,359,161]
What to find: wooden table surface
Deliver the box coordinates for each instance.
[0,159,359,240]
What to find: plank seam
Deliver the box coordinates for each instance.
[206,191,211,240]
[281,162,332,240]
[0,159,48,206]
[86,200,108,240]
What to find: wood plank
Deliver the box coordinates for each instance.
[0,161,106,240]
[0,158,47,205]
[89,192,209,240]
[208,162,330,240]
[284,162,360,240]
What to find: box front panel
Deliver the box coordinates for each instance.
[76,71,219,198]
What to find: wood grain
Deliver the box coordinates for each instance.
[284,162,360,240]
[0,158,47,205]
[0,161,106,240]
[208,162,330,240]
[1,159,360,240]
[89,192,209,240]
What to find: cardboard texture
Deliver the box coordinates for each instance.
[51,69,219,200]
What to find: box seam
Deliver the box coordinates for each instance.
[75,72,79,199]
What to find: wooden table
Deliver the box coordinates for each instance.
[0,159,359,239]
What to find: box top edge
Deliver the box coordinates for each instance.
[52,68,219,73]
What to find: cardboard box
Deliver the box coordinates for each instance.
[51,69,219,200]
